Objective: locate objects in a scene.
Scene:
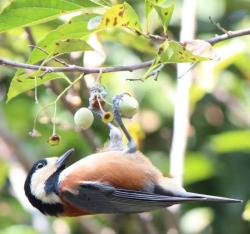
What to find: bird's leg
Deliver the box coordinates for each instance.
[106,122,125,151]
[88,84,136,152]
[94,110,125,151]
[112,94,137,153]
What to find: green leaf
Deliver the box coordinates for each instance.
[100,29,157,55]
[184,152,214,185]
[28,14,97,64]
[7,14,95,102]
[145,0,161,23]
[98,2,141,32]
[158,40,210,63]
[143,62,162,80]
[210,130,250,153]
[143,40,209,79]
[154,2,174,33]
[68,0,99,7]
[0,0,98,33]
[145,0,174,32]
[89,0,112,7]
[7,70,68,102]
[49,39,92,55]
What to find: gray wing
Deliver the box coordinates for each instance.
[62,182,207,214]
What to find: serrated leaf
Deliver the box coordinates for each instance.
[7,14,95,102]
[154,1,174,32]
[51,39,92,55]
[145,0,164,19]
[28,14,97,64]
[145,0,174,32]
[0,0,98,33]
[98,2,141,32]
[7,70,68,101]
[158,40,210,63]
[143,40,210,80]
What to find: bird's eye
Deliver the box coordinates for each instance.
[36,162,45,169]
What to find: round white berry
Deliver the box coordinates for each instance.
[74,108,94,129]
[119,94,139,118]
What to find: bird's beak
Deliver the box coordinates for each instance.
[56,148,75,168]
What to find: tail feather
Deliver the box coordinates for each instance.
[176,191,242,203]
[154,184,242,203]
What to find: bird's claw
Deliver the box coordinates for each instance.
[112,94,137,154]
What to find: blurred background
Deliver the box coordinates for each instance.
[0,0,250,233]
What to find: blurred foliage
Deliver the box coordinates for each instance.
[0,0,250,234]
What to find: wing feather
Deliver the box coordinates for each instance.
[62,182,207,214]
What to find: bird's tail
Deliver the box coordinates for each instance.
[175,191,242,203]
[154,184,242,203]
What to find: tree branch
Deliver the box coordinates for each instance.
[0,57,153,73]
[206,28,250,45]
[0,28,249,74]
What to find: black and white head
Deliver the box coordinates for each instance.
[24,148,75,216]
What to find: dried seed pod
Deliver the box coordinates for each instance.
[74,107,94,129]
[48,134,61,146]
[102,111,114,123]
[29,128,41,137]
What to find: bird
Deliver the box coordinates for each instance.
[24,148,241,217]
[24,89,241,216]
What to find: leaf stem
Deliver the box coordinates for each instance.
[32,73,84,133]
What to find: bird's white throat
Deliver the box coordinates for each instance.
[30,158,62,204]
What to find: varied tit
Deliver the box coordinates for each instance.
[24,92,241,216]
[24,148,241,217]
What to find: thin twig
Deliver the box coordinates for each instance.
[49,81,100,151]
[126,78,144,82]
[206,28,250,45]
[28,45,70,67]
[146,33,168,42]
[177,62,198,79]
[208,16,228,34]
[0,27,249,74]
[24,27,36,47]
[145,64,164,80]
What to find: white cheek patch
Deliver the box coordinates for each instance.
[30,161,62,204]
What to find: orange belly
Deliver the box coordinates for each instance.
[60,151,162,192]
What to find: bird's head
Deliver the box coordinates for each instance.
[24,148,75,215]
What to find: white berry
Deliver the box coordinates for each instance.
[74,108,94,129]
[119,94,139,118]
